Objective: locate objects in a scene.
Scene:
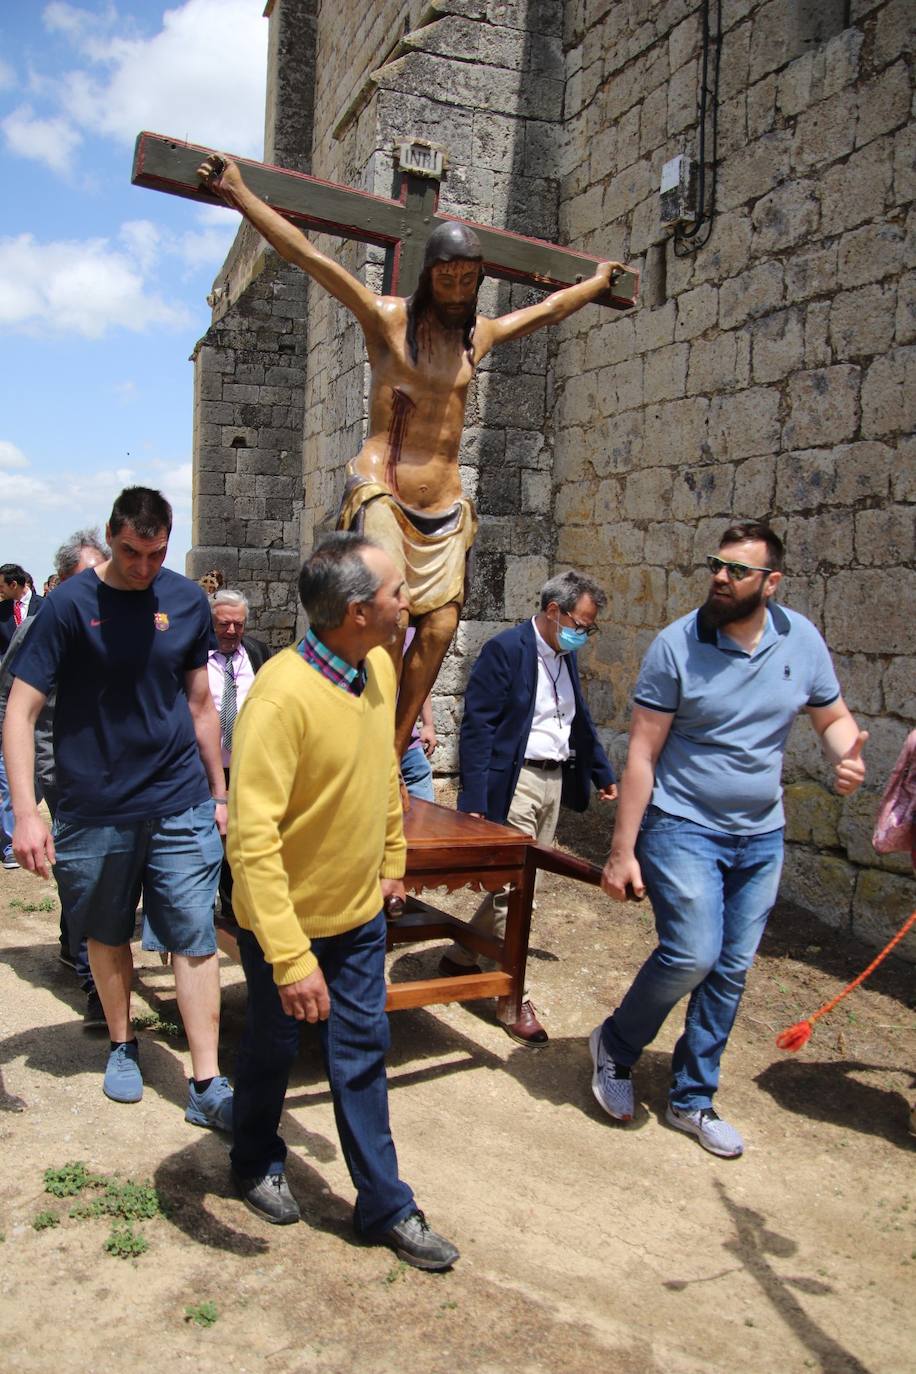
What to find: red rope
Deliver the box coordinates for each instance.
[776,909,916,1052]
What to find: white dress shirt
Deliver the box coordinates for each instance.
[207,645,256,767]
[525,618,576,762]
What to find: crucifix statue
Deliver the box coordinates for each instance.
[132,133,639,758]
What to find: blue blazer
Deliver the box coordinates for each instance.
[457,620,615,823]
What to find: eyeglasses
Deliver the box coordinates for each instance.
[215,619,245,631]
[705,555,772,582]
[562,610,599,638]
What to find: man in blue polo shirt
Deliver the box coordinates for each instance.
[594,520,867,1157]
[4,487,232,1127]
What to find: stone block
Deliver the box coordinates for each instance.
[639,82,668,156]
[503,555,549,619]
[776,442,892,511]
[477,459,519,515]
[825,569,916,653]
[666,567,708,620]
[624,467,674,520]
[804,300,831,368]
[891,434,916,501]
[709,387,781,459]
[719,261,785,331]
[594,477,624,523]
[670,462,735,520]
[198,446,238,474]
[687,331,750,395]
[749,0,799,82]
[591,520,644,566]
[733,453,776,516]
[634,300,676,354]
[747,73,776,139]
[717,130,792,212]
[521,469,551,513]
[784,366,860,449]
[783,780,842,847]
[854,505,916,566]
[592,408,645,475]
[751,180,820,255]
[856,60,910,149]
[643,342,689,403]
[785,243,838,301]
[554,481,594,525]
[860,347,916,438]
[584,314,637,370]
[611,356,644,413]
[823,25,863,95]
[644,397,709,467]
[674,283,718,341]
[838,221,905,288]
[776,50,814,119]
[792,89,857,174]
[897,269,916,345]
[607,565,667,628]
[883,656,916,719]
[667,56,698,135]
[751,308,805,384]
[830,283,896,361]
[780,847,856,931]
[893,122,916,209]
[775,561,825,615]
[821,139,893,236]
[642,519,695,567]
[785,511,854,572]
[830,654,884,717]
[852,869,916,962]
[604,160,654,223]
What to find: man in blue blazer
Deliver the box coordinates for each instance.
[443,570,617,1045]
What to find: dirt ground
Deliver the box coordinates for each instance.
[1,810,913,1374]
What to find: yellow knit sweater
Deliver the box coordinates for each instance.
[226,644,406,985]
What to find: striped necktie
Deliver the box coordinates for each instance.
[220,655,238,752]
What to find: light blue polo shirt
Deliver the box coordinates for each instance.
[634,603,840,835]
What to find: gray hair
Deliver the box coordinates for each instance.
[298,531,383,631]
[212,588,249,614]
[54,527,107,579]
[539,569,607,614]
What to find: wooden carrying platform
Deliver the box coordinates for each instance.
[217,799,601,1025]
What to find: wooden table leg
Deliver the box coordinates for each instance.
[496,850,536,1026]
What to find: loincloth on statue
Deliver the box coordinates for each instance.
[338,472,478,617]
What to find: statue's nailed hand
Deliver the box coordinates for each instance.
[595,260,626,289]
[197,153,243,208]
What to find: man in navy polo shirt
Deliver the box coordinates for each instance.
[594,520,867,1157]
[3,487,233,1127]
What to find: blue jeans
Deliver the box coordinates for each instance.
[43,786,94,991]
[0,751,15,860]
[231,913,415,1238]
[602,807,784,1111]
[400,742,434,802]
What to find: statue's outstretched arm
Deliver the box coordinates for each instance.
[197,154,380,333]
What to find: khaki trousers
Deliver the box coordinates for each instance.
[448,763,563,995]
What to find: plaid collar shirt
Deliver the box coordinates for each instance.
[297,627,367,696]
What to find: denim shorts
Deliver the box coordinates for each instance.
[53,801,223,956]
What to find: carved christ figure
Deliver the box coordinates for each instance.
[198,155,624,758]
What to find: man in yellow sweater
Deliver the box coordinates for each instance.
[227,531,458,1271]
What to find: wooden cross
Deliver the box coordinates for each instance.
[131,131,639,309]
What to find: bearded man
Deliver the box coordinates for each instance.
[197,153,624,756]
[592,520,868,1158]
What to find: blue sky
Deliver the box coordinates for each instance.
[0,0,269,582]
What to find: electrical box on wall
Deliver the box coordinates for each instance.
[660,155,697,226]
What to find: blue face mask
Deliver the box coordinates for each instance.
[556,624,588,654]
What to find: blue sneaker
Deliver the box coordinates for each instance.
[185,1075,233,1132]
[666,1104,744,1157]
[103,1041,143,1103]
[588,1026,634,1121]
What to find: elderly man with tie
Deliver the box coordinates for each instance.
[207,590,271,920]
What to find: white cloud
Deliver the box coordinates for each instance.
[0,232,191,338]
[0,442,194,576]
[55,0,267,156]
[0,57,16,92]
[0,441,30,471]
[119,219,162,272]
[1,104,83,173]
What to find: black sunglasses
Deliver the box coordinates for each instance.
[705,555,772,582]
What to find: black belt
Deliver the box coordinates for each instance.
[523,758,563,771]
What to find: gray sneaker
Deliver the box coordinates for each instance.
[232,1170,301,1225]
[588,1026,634,1121]
[666,1103,744,1158]
[381,1209,459,1271]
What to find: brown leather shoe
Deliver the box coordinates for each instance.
[438,954,482,977]
[500,999,549,1047]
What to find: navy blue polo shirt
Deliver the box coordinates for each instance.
[634,603,840,834]
[13,566,212,824]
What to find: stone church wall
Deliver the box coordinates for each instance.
[552,0,914,951]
